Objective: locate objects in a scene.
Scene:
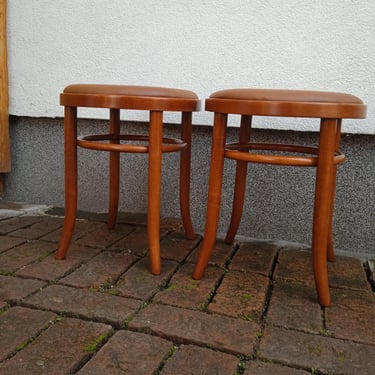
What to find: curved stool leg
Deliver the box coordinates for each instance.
[327,163,338,263]
[193,113,228,279]
[56,107,78,259]
[312,118,337,306]
[326,120,342,262]
[148,111,163,275]
[180,112,195,239]
[108,109,121,229]
[225,115,252,244]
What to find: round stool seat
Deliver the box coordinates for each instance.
[61,84,199,111]
[56,84,200,276]
[206,88,366,118]
[193,88,366,307]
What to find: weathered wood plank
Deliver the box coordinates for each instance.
[0,0,10,173]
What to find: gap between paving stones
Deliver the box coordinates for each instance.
[245,246,281,358]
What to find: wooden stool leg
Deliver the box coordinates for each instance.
[225,115,252,243]
[312,118,337,306]
[148,111,163,275]
[193,113,228,279]
[326,120,342,262]
[108,109,120,229]
[326,164,337,263]
[56,106,78,259]
[180,112,195,239]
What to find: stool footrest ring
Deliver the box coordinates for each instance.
[224,142,345,166]
[77,134,188,153]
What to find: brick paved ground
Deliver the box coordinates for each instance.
[0,205,374,374]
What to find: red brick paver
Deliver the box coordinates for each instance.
[40,220,103,243]
[111,226,164,256]
[154,263,222,310]
[9,217,63,239]
[159,231,201,262]
[78,330,173,374]
[115,258,179,300]
[15,244,101,281]
[0,216,45,235]
[187,239,236,268]
[0,210,374,374]
[0,307,56,361]
[76,223,135,248]
[209,270,269,321]
[244,360,308,374]
[0,236,25,254]
[326,287,375,345]
[328,255,371,291]
[0,240,56,273]
[0,275,46,303]
[0,317,112,374]
[59,251,138,289]
[267,279,322,333]
[229,240,278,275]
[24,284,142,326]
[259,325,375,375]
[129,303,259,355]
[160,345,239,375]
[275,248,315,285]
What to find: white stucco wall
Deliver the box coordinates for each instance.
[7,0,375,133]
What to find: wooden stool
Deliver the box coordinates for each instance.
[192,89,366,306]
[56,84,200,275]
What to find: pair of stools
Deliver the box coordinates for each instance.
[56,84,366,306]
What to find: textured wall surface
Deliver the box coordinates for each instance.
[6,0,375,133]
[4,117,374,256]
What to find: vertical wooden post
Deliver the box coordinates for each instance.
[0,0,10,193]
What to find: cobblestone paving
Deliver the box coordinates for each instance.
[0,207,374,374]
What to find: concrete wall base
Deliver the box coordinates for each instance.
[4,116,374,255]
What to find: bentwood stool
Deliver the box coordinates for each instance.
[56,84,200,275]
[192,89,366,306]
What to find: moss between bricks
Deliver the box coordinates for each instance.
[83,334,107,353]
[16,338,33,351]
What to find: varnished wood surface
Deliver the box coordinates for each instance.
[0,0,10,173]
